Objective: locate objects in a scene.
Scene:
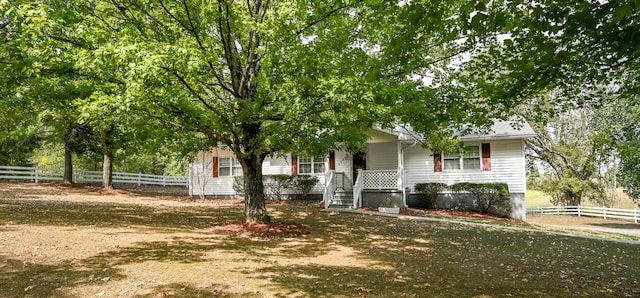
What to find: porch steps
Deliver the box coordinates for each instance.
[328,189,354,209]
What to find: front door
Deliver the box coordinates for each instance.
[353,152,366,182]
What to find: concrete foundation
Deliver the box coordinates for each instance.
[406,192,526,220]
[362,190,404,208]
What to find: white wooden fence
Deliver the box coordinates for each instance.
[0,165,188,187]
[527,205,640,223]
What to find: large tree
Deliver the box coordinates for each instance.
[464,0,638,110]
[1,4,99,182]
[594,95,640,206]
[527,107,611,206]
[5,0,531,223]
[462,0,639,205]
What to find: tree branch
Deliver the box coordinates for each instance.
[158,0,193,31]
[44,34,95,50]
[217,1,242,96]
[295,0,364,35]
[161,66,216,112]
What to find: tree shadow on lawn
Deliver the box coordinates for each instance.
[266,211,640,297]
[0,257,124,298]
[1,257,260,297]
[2,197,640,297]
[0,198,244,232]
[130,283,242,298]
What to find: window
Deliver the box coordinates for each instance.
[219,157,242,176]
[298,156,325,174]
[443,146,481,170]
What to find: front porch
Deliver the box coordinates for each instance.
[322,127,413,209]
[323,169,404,209]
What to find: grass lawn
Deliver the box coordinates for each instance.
[526,189,638,209]
[1,183,640,297]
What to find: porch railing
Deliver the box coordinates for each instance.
[353,169,363,208]
[323,170,336,208]
[335,172,352,190]
[361,170,399,189]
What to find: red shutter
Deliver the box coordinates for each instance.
[434,153,442,172]
[482,143,491,171]
[212,157,219,178]
[291,155,298,175]
[329,152,335,170]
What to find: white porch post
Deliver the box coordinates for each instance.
[397,141,407,207]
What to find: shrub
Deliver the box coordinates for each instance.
[291,175,319,200]
[450,182,511,216]
[233,174,318,200]
[232,176,245,196]
[264,174,294,200]
[414,182,448,209]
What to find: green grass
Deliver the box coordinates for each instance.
[525,189,553,207]
[2,192,640,297]
[526,188,638,209]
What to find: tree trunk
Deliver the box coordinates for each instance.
[242,153,270,224]
[103,152,113,189]
[101,126,114,189]
[63,125,74,184]
[63,144,73,184]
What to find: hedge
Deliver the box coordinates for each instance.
[414,182,448,209]
[414,182,511,217]
[450,182,511,217]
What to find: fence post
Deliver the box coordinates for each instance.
[603,206,607,220]
[556,204,560,215]
[138,172,142,186]
[34,166,39,183]
[635,209,638,224]
[163,173,166,187]
[578,206,581,217]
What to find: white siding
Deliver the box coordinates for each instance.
[404,139,527,193]
[262,156,291,175]
[189,151,327,196]
[334,150,353,182]
[367,142,398,170]
[189,150,236,196]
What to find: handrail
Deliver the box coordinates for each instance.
[323,170,336,208]
[353,169,363,209]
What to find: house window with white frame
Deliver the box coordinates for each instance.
[219,157,242,176]
[298,156,325,174]
[443,146,481,170]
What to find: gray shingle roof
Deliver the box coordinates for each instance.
[379,119,537,142]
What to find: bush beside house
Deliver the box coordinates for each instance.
[234,174,319,200]
[414,183,448,209]
[413,182,512,217]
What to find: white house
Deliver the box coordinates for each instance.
[189,120,536,220]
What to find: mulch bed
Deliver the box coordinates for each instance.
[358,207,525,223]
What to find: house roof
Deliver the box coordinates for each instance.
[458,120,537,141]
[377,119,537,143]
